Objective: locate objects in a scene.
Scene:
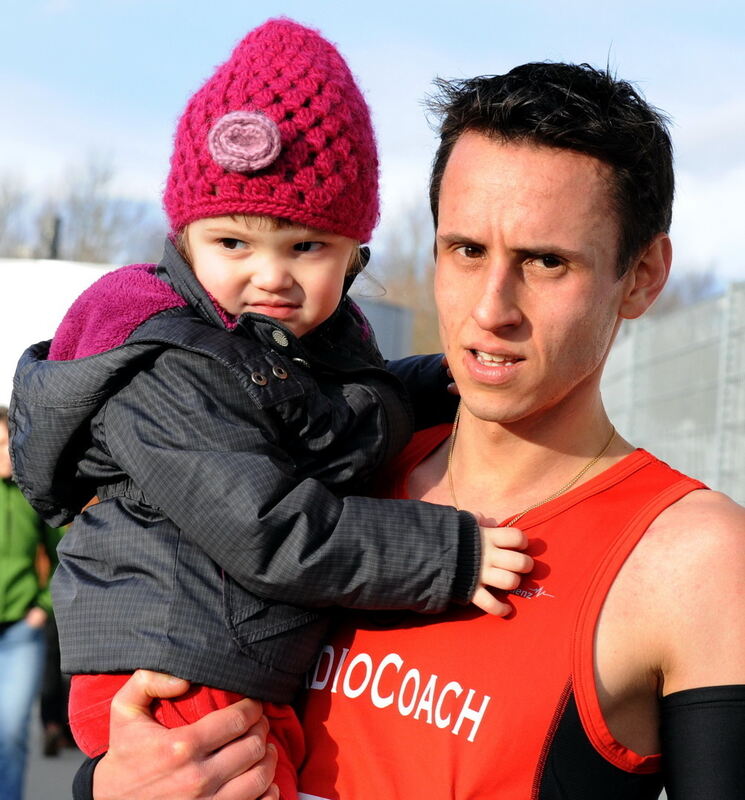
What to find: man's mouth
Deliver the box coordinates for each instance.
[472,349,523,367]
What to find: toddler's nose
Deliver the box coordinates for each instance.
[251,257,293,292]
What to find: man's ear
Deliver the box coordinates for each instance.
[619,233,672,320]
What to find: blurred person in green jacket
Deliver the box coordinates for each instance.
[0,406,65,800]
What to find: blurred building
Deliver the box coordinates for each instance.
[353,296,412,360]
[603,282,745,504]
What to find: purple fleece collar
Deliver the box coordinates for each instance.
[48,264,188,361]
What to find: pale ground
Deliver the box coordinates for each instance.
[24,705,84,800]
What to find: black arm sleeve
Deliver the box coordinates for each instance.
[387,354,459,430]
[661,684,745,799]
[72,754,103,800]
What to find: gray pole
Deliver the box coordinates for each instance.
[49,215,62,259]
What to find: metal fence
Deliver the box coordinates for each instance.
[602,282,745,504]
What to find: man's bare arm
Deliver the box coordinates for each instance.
[599,489,745,698]
[653,491,745,798]
[649,490,745,695]
[597,488,745,796]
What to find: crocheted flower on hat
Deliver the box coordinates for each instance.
[208,110,282,173]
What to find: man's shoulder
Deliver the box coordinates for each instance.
[647,487,745,561]
[621,446,742,563]
[604,450,743,578]
[630,486,745,597]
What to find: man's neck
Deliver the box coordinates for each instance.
[409,400,632,524]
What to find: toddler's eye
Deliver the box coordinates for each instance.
[219,238,246,250]
[294,241,323,253]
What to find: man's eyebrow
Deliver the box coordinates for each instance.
[516,245,586,262]
[436,232,482,246]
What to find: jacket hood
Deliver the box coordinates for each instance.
[10,337,170,524]
[10,244,232,524]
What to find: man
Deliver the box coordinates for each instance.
[79,63,745,799]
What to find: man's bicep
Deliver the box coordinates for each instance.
[655,491,745,695]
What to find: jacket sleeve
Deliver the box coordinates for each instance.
[387,354,459,430]
[103,348,480,613]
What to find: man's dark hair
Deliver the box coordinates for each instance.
[427,62,674,277]
[0,406,7,427]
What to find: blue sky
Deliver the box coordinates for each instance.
[1,0,744,279]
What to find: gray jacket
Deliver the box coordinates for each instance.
[9,241,478,702]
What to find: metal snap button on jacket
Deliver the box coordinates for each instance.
[251,372,268,386]
[272,329,289,347]
[272,366,289,380]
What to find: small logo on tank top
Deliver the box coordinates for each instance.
[509,584,555,600]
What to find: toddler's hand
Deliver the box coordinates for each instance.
[473,526,533,616]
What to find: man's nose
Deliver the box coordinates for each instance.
[470,260,523,332]
[251,256,294,292]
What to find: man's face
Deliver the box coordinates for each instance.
[0,422,11,479]
[435,133,634,427]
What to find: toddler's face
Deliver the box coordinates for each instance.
[185,216,357,337]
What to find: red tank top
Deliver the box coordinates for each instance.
[298,426,706,799]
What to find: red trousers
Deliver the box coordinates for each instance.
[69,674,304,800]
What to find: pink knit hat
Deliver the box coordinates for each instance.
[163,18,379,242]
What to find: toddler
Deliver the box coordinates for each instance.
[9,19,530,799]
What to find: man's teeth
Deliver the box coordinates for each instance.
[474,350,519,366]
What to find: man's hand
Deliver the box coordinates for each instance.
[474,526,533,615]
[92,670,278,800]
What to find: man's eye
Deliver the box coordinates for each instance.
[455,245,483,259]
[523,253,565,271]
[294,241,323,253]
[219,238,246,250]
[533,254,563,269]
